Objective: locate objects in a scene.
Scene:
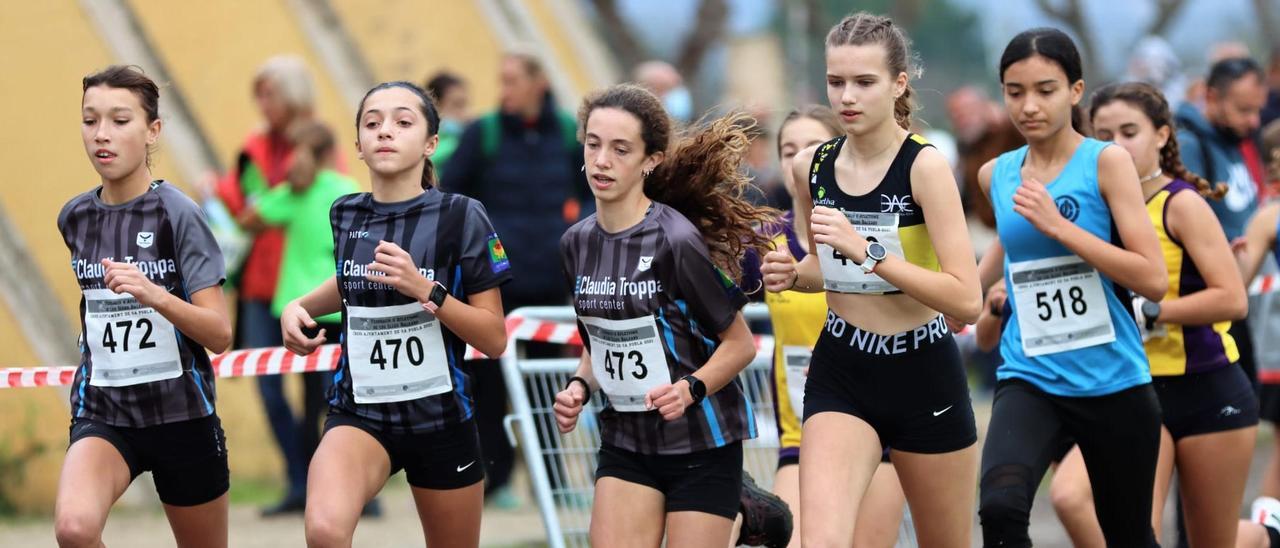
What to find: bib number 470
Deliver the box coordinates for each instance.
[369,336,426,370]
[602,350,648,381]
[1035,286,1088,321]
[100,318,156,353]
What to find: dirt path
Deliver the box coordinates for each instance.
[3,397,1273,547]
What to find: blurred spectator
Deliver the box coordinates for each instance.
[634,60,693,123]
[1266,119,1280,187]
[236,121,356,515]
[202,55,347,516]
[1184,41,1254,107]
[1176,56,1270,238]
[947,86,1023,229]
[440,49,588,507]
[1263,46,1280,127]
[739,107,786,208]
[425,71,471,168]
[1125,36,1188,112]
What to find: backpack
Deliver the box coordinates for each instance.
[478,110,580,159]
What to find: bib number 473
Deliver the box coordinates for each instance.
[602,350,648,381]
[1035,286,1088,321]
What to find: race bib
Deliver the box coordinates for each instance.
[782,346,810,419]
[1010,255,1116,357]
[580,315,673,412]
[817,211,904,294]
[347,302,452,404]
[84,288,182,387]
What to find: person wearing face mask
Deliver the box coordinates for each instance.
[424,71,470,169]
[634,60,694,124]
[1262,48,1280,128]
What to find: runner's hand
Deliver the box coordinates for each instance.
[761,250,799,292]
[101,259,168,308]
[1230,236,1248,259]
[1013,173,1067,239]
[811,205,867,259]
[281,300,326,355]
[365,240,431,301]
[553,383,588,433]
[645,381,694,421]
[944,315,968,333]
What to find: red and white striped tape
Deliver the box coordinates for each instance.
[0,316,776,389]
[1251,273,1280,296]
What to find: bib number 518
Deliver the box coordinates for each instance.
[1035,286,1088,321]
[603,350,648,381]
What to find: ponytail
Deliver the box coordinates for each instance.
[894,82,915,130]
[1161,133,1225,199]
[421,157,436,189]
[355,81,442,189]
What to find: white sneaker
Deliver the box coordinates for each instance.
[1252,496,1280,528]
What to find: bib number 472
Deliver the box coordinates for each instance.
[100,318,156,353]
[1035,286,1088,321]
[602,350,648,381]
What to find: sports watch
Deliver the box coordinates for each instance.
[859,241,887,274]
[681,374,707,406]
[421,281,449,313]
[1140,299,1161,331]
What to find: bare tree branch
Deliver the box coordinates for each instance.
[1033,0,1100,82]
[1148,0,1188,36]
[889,0,924,29]
[587,0,647,74]
[675,0,729,82]
[1255,0,1278,51]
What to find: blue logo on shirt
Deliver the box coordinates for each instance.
[1056,196,1081,222]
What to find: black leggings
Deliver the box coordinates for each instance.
[979,379,1162,548]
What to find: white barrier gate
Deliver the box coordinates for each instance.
[500,304,916,547]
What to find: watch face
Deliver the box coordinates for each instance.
[1141,300,1160,318]
[868,242,887,261]
[430,283,448,306]
[686,376,705,399]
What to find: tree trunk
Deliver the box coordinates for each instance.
[1255,0,1278,51]
[675,0,729,83]
[587,0,646,74]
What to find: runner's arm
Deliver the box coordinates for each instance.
[1155,191,1248,325]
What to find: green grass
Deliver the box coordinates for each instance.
[227,476,286,506]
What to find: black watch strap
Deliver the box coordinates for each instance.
[567,376,592,405]
[681,374,706,405]
[430,281,449,308]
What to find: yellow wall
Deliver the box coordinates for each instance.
[330,0,505,118]
[127,0,364,187]
[524,0,598,95]
[0,0,191,337]
[0,0,599,515]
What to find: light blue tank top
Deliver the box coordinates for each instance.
[991,138,1150,397]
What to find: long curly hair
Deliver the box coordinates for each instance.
[1089,81,1224,199]
[578,84,779,281]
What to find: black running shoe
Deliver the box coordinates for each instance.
[738,471,793,548]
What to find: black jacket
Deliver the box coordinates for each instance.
[440,93,589,304]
